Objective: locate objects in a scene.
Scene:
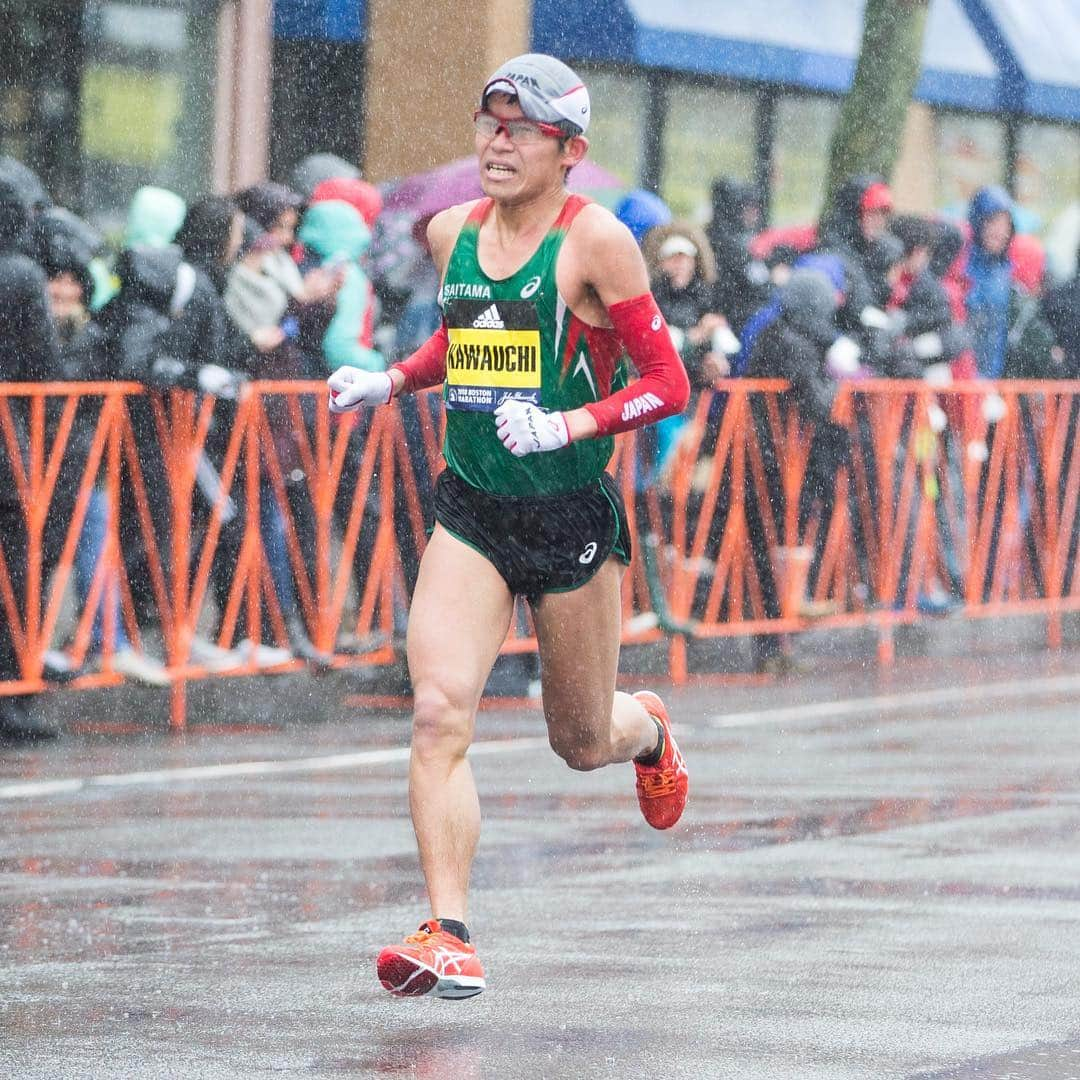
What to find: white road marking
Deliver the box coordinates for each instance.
[711,672,1080,729]
[0,736,551,801]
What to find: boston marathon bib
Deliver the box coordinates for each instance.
[438,196,628,497]
[444,298,541,412]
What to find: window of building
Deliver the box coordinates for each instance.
[575,67,647,199]
[935,111,1004,222]
[771,94,841,226]
[1016,121,1080,262]
[661,80,755,223]
[0,0,82,207]
[80,0,216,231]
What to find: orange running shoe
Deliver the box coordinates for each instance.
[633,690,688,830]
[376,920,486,999]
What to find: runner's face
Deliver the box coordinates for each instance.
[476,93,583,201]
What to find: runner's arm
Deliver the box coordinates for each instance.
[385,205,474,397]
[388,322,448,395]
[562,214,690,440]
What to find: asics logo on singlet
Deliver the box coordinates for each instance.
[520,276,541,299]
[472,304,505,329]
[579,541,598,565]
[621,392,665,422]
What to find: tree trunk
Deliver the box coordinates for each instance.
[824,0,930,207]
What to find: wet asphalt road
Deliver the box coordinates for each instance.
[2,650,1080,1079]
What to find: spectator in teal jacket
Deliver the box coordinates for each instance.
[296,198,383,372]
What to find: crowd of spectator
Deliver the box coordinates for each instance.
[1,146,1079,733]
[620,171,1079,673]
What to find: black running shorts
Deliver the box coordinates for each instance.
[432,469,631,601]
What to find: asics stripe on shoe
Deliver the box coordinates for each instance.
[376,920,486,999]
[633,690,689,830]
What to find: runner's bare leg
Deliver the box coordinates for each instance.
[405,525,515,923]
[531,558,658,769]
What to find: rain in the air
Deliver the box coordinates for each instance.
[2,1,1079,1077]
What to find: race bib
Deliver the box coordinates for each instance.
[444,299,542,412]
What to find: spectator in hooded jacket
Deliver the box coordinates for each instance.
[1042,244,1080,379]
[959,187,1058,600]
[297,199,384,373]
[41,244,172,686]
[886,215,969,378]
[94,189,236,644]
[308,178,384,358]
[961,185,1016,381]
[0,176,64,738]
[615,189,672,247]
[1043,245,1080,591]
[706,177,771,336]
[747,268,869,622]
[818,174,903,370]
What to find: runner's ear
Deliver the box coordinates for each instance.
[560,135,588,173]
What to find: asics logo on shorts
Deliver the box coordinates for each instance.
[472,304,506,329]
[579,541,598,564]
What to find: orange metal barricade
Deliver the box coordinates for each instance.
[2,378,1079,729]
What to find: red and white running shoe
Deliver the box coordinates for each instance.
[376,920,486,999]
[633,690,689,830]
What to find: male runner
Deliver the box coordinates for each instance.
[327,54,691,1000]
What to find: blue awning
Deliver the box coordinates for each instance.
[273,0,365,43]
[972,0,1080,122]
[532,0,1080,121]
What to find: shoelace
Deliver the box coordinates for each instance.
[640,769,679,798]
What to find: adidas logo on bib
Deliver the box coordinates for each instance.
[472,304,505,329]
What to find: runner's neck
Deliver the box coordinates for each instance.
[485,184,570,247]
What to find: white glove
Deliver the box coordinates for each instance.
[923,362,952,387]
[711,323,741,356]
[859,306,892,331]
[912,332,944,360]
[198,364,240,399]
[826,335,862,376]
[327,366,393,413]
[927,403,948,433]
[494,398,570,457]
[982,392,1007,424]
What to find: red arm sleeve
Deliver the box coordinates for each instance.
[583,293,691,437]
[390,322,449,394]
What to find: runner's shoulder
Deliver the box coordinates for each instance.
[563,200,640,265]
[427,201,484,267]
[562,199,646,299]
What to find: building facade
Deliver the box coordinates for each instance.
[0,0,269,230]
[2,0,1077,255]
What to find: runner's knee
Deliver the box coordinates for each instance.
[411,680,475,759]
[548,728,609,771]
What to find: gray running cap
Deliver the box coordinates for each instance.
[481,53,590,134]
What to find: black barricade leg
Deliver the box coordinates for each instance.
[121,397,172,630]
[1062,397,1080,595]
[799,422,849,599]
[745,456,784,666]
[893,398,920,608]
[748,396,785,665]
[1019,398,1046,599]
